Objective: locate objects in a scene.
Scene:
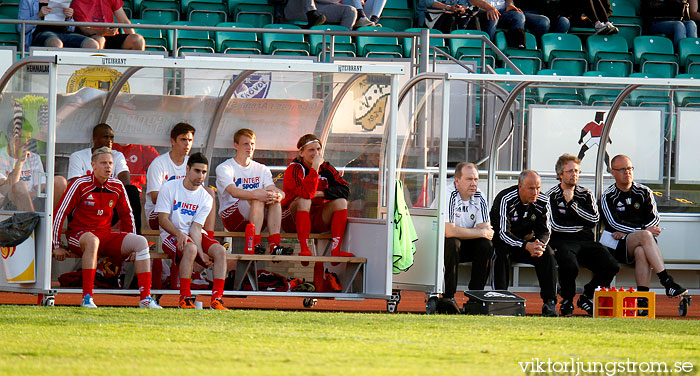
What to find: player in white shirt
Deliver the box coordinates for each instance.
[156,152,228,310]
[442,162,494,313]
[216,128,292,256]
[67,123,142,232]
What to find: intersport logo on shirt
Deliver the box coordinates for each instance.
[235,177,260,190]
[172,200,199,216]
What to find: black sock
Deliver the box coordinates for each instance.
[657,270,670,285]
[637,286,650,292]
[357,8,366,19]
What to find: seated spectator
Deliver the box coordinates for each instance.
[285,0,358,30]
[517,0,570,35]
[71,0,145,50]
[341,0,387,26]
[565,0,618,34]
[642,0,696,46]
[17,0,101,50]
[420,0,480,33]
[470,0,526,40]
[689,0,700,24]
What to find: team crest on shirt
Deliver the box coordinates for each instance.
[634,202,640,209]
[109,200,114,207]
[530,214,536,221]
[470,213,475,220]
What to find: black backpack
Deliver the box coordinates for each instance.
[0,212,39,247]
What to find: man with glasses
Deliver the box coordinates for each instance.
[547,154,619,316]
[601,154,687,314]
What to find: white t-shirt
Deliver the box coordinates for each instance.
[67,148,129,180]
[154,178,212,240]
[485,0,506,11]
[445,183,489,229]
[145,153,189,215]
[0,150,46,196]
[215,158,274,214]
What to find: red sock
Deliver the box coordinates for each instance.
[212,278,225,301]
[136,272,151,300]
[330,209,347,253]
[296,211,311,255]
[268,233,281,250]
[254,234,262,246]
[82,268,95,298]
[179,278,192,299]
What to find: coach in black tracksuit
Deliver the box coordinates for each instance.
[547,154,619,317]
[490,170,559,317]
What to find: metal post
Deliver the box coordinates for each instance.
[385,74,400,295]
[419,28,429,73]
[435,76,451,294]
[43,60,58,291]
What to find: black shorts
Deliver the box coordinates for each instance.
[613,235,633,264]
[104,34,130,49]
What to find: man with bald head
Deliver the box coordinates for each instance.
[601,154,687,314]
[490,170,558,317]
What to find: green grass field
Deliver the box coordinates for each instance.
[0,306,698,375]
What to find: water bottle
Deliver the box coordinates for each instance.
[245,222,255,254]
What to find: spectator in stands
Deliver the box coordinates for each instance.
[71,0,145,50]
[565,0,618,34]
[419,0,480,33]
[440,162,494,314]
[282,134,355,260]
[52,147,161,309]
[642,0,696,47]
[284,0,358,30]
[341,0,386,26]
[17,0,101,50]
[216,128,293,256]
[68,123,142,233]
[546,154,619,317]
[688,0,700,24]
[600,155,687,315]
[156,152,229,310]
[490,170,559,317]
[517,0,570,34]
[468,0,527,40]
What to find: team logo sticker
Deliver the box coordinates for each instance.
[232,72,272,99]
[66,66,131,93]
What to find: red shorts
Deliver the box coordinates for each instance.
[220,201,269,232]
[281,202,330,233]
[66,230,128,260]
[162,232,220,265]
[148,210,159,230]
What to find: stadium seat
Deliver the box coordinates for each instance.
[188,2,228,25]
[609,0,643,47]
[679,38,700,74]
[355,26,403,58]
[587,34,633,77]
[262,24,310,56]
[541,33,587,76]
[141,8,180,24]
[494,30,541,75]
[228,0,274,28]
[309,25,356,57]
[633,36,679,77]
[167,21,215,53]
[181,0,223,13]
[581,70,626,106]
[140,0,179,18]
[536,69,583,104]
[132,23,168,51]
[379,0,414,32]
[0,3,18,19]
[449,30,496,68]
[215,22,261,54]
[401,28,449,59]
[674,73,700,106]
[627,72,669,106]
[0,23,20,48]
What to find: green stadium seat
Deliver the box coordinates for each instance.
[541,33,588,76]
[0,23,20,48]
[587,34,633,77]
[355,26,402,58]
[679,38,700,74]
[0,3,18,19]
[309,25,356,57]
[379,0,414,32]
[229,0,274,28]
[609,0,642,47]
[215,22,261,54]
[673,73,700,106]
[495,30,541,75]
[141,8,180,24]
[132,23,168,51]
[167,21,215,53]
[633,36,678,77]
[581,70,626,106]
[181,0,224,14]
[262,24,310,55]
[188,2,228,25]
[449,30,496,68]
[401,28,449,59]
[140,0,179,16]
[627,72,669,106]
[536,69,583,104]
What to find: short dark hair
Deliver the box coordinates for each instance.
[187,152,208,167]
[171,122,195,141]
[93,123,112,137]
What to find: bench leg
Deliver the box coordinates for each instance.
[233,259,259,291]
[340,264,364,293]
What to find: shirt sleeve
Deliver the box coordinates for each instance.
[643,186,661,228]
[193,192,212,227]
[475,194,489,225]
[262,165,275,188]
[114,180,136,233]
[67,151,85,180]
[215,162,233,194]
[154,182,173,214]
[112,0,125,12]
[113,152,130,176]
[17,0,37,35]
[52,179,81,249]
[146,158,164,194]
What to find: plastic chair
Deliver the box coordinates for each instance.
[401,28,449,59]
[379,0,413,32]
[449,30,496,67]
[132,24,168,51]
[536,69,583,104]
[167,21,215,52]
[674,73,700,106]
[633,36,678,77]
[355,26,403,58]
[587,34,633,77]
[626,72,669,105]
[229,0,274,28]
[140,0,179,18]
[188,2,228,25]
[679,38,700,74]
[581,70,626,105]
[262,24,309,55]
[215,22,261,54]
[541,33,587,75]
[0,23,20,48]
[309,25,356,57]
[495,30,542,74]
[0,3,18,19]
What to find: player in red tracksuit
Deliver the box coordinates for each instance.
[281,134,354,259]
[52,147,160,309]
